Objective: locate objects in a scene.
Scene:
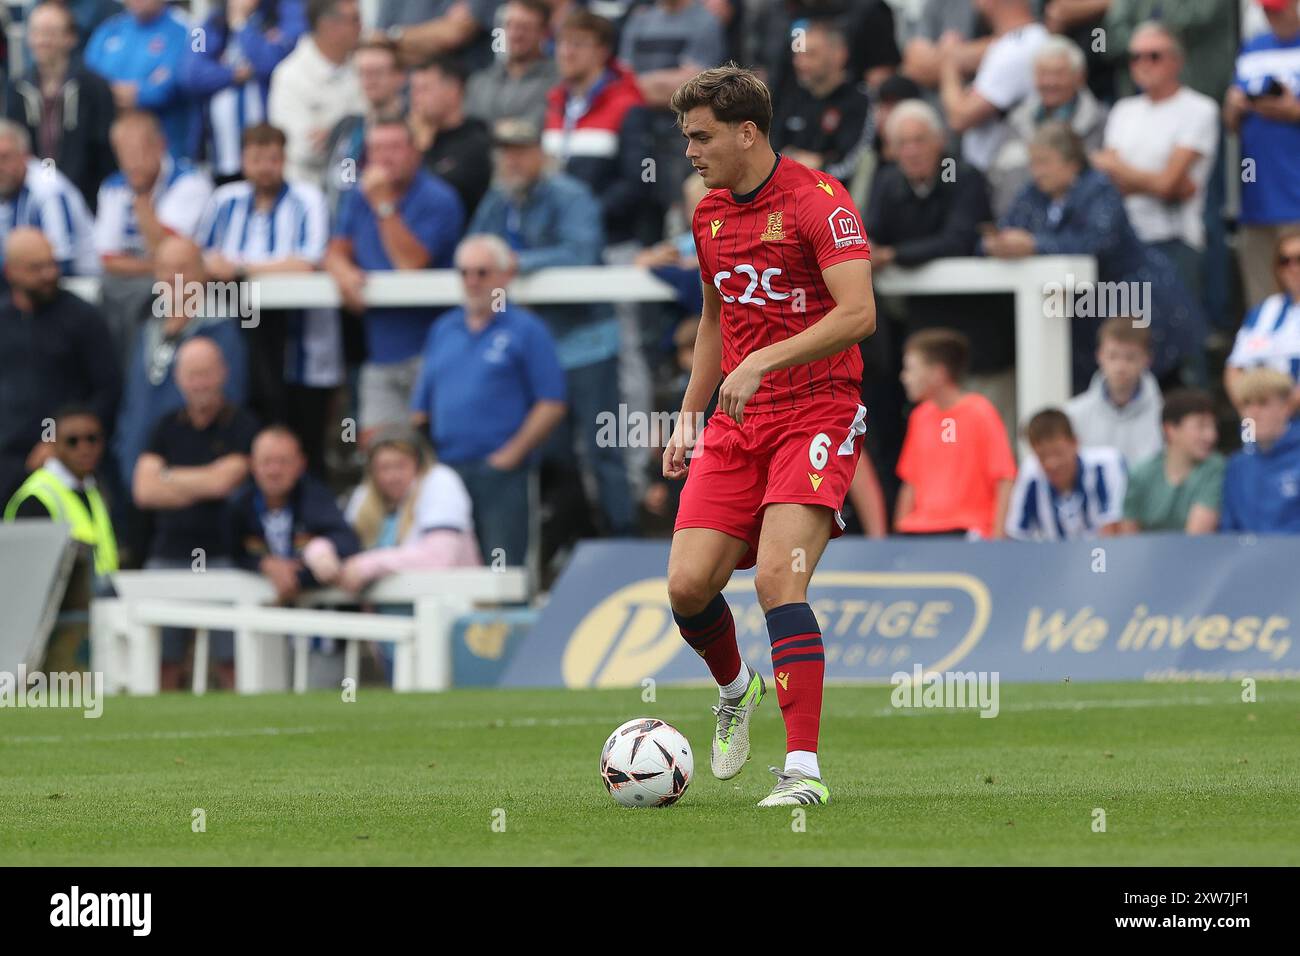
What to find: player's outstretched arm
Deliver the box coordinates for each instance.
[717,259,875,424]
[663,283,724,480]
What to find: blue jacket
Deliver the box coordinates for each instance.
[1000,168,1207,379]
[228,475,361,588]
[85,8,197,158]
[1221,419,1300,534]
[181,1,306,173]
[469,172,618,369]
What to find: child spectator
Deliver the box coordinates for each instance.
[338,425,481,593]
[895,328,1017,538]
[1221,367,1300,535]
[1118,389,1224,534]
[1006,408,1126,541]
[1065,317,1163,468]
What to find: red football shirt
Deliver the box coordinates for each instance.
[693,155,872,413]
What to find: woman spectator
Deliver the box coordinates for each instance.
[1224,229,1300,419]
[338,426,481,595]
[182,0,306,184]
[984,122,1206,393]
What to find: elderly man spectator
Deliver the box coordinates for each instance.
[0,119,99,278]
[4,404,118,674]
[1040,0,1119,103]
[85,0,196,159]
[322,37,407,217]
[323,117,463,443]
[114,236,249,493]
[0,229,119,504]
[988,35,1108,217]
[543,10,652,244]
[1226,0,1300,309]
[229,426,359,602]
[867,100,1012,432]
[464,0,557,129]
[1093,21,1218,300]
[375,0,501,72]
[267,0,364,186]
[409,234,565,566]
[132,335,258,688]
[6,2,117,211]
[770,19,871,183]
[182,0,307,184]
[409,55,493,220]
[940,0,1048,173]
[1103,0,1239,102]
[470,117,635,540]
[197,122,340,474]
[987,123,1206,391]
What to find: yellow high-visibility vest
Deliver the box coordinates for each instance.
[3,468,119,574]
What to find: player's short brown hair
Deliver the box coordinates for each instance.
[242,123,286,150]
[903,328,970,384]
[559,9,615,51]
[1024,408,1076,446]
[671,62,772,136]
[1097,317,1151,351]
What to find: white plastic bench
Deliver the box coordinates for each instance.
[91,568,529,695]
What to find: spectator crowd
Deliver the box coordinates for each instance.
[3,0,1300,684]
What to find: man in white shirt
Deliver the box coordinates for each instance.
[1093,21,1218,296]
[267,0,365,186]
[939,0,1048,171]
[0,119,98,277]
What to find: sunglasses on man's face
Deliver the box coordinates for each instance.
[1278,255,1300,268]
[62,433,102,448]
[1128,50,1170,64]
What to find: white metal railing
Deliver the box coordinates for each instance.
[64,256,1094,425]
[91,567,530,695]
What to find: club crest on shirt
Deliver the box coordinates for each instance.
[760,211,785,241]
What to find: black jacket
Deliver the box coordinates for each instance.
[866,160,1014,372]
[6,60,117,212]
[228,475,361,589]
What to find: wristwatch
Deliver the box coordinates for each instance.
[375,200,397,219]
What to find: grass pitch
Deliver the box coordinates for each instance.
[2,680,1298,866]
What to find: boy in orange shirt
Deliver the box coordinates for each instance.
[895,329,1017,538]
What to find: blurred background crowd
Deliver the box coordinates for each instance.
[2,0,1300,683]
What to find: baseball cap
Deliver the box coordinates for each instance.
[492,117,542,147]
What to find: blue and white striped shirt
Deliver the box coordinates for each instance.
[1227,292,1300,384]
[0,159,99,275]
[1006,446,1127,541]
[196,178,341,388]
[94,154,214,258]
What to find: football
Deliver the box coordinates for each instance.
[599,718,694,807]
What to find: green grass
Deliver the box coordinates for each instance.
[2,680,1298,865]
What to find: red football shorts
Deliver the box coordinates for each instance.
[674,398,868,569]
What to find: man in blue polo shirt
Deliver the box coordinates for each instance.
[409,233,566,566]
[325,116,463,445]
[85,0,196,159]
[1226,0,1300,307]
